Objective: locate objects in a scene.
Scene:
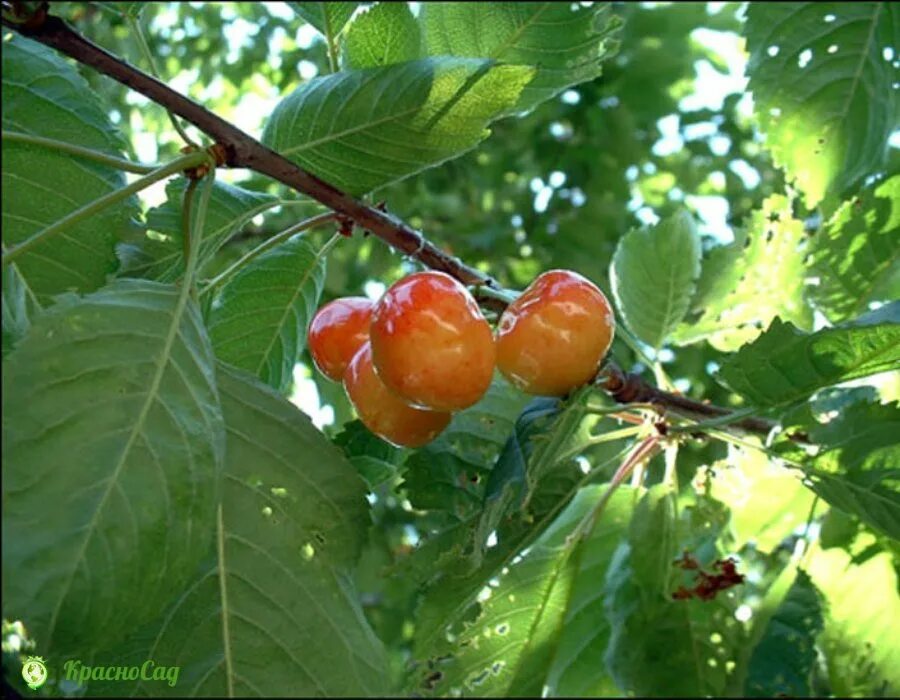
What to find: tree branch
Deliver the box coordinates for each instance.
[3,10,804,444]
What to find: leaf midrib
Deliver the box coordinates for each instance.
[44,280,195,648]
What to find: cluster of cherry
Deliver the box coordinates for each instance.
[307,269,615,447]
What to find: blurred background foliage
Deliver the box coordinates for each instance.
[40,1,897,687]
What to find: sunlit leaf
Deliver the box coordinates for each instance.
[717,310,900,408]
[744,2,899,207]
[807,175,900,322]
[262,58,534,196]
[289,2,359,42]
[673,194,812,351]
[610,209,701,350]
[341,2,421,70]
[421,2,621,115]
[2,280,223,655]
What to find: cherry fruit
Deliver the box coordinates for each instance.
[370,271,495,412]
[344,342,451,448]
[496,269,614,396]
[307,296,373,382]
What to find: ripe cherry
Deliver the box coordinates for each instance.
[307,296,373,382]
[496,269,615,396]
[370,271,495,412]
[344,342,451,448]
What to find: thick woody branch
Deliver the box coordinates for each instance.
[3,11,801,444]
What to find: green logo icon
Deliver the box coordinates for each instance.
[22,656,48,690]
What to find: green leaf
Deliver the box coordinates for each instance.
[94,2,147,19]
[673,194,813,351]
[744,569,824,697]
[807,175,900,323]
[544,492,635,697]
[1,264,34,358]
[333,419,404,490]
[717,313,900,409]
[1,279,224,655]
[744,2,899,207]
[415,486,635,697]
[208,235,327,393]
[709,442,815,552]
[627,484,678,597]
[603,497,744,696]
[421,2,622,115]
[262,57,534,196]
[402,374,529,520]
[119,179,279,282]
[610,209,701,350]
[799,400,900,541]
[806,545,900,696]
[290,2,359,40]
[341,2,422,70]
[87,365,388,697]
[1,35,138,303]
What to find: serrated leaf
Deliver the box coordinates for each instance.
[806,545,900,696]
[808,175,900,323]
[403,374,529,520]
[717,313,900,409]
[1,35,138,303]
[610,209,701,350]
[417,486,635,697]
[342,2,422,70]
[1,279,224,655]
[262,57,534,196]
[744,2,900,207]
[628,484,678,597]
[745,569,824,697]
[421,2,621,115]
[290,1,359,40]
[208,235,327,392]
[673,194,813,351]
[86,365,388,697]
[800,400,900,541]
[119,179,279,282]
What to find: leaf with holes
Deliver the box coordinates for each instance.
[1,35,139,304]
[807,545,900,696]
[208,235,327,393]
[421,2,622,115]
[744,2,900,208]
[1,279,224,656]
[744,569,824,697]
[807,175,900,323]
[417,486,636,697]
[673,194,813,351]
[610,209,702,350]
[86,365,388,697]
[118,179,280,283]
[341,2,422,70]
[262,57,534,196]
[716,309,900,409]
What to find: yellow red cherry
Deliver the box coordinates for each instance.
[343,342,451,448]
[369,271,495,411]
[307,296,373,382]
[496,269,615,396]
